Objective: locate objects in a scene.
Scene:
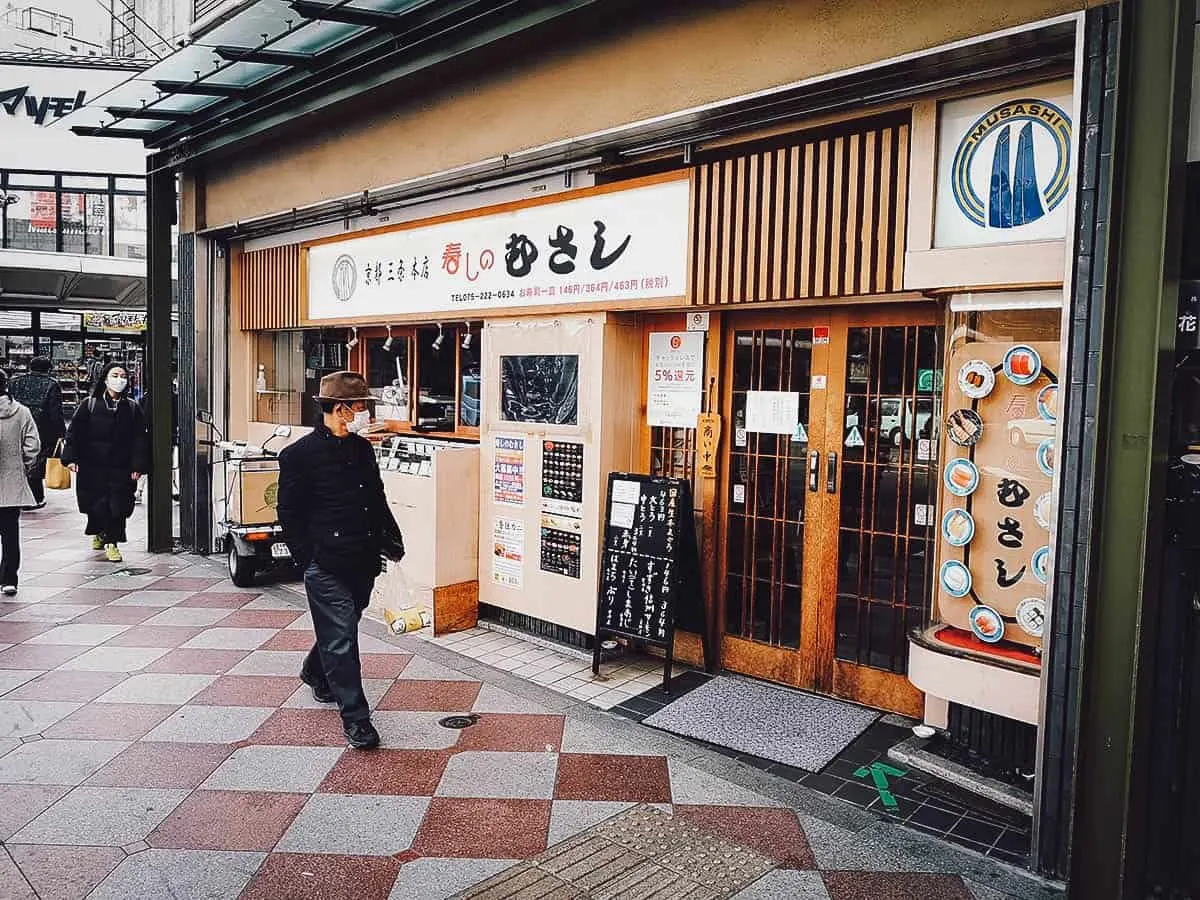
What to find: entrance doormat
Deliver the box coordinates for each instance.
[642,675,879,772]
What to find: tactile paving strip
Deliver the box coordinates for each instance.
[457,805,775,900]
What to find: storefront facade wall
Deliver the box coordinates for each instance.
[172,2,1112,879]
[191,0,1097,232]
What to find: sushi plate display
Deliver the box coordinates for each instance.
[944,458,980,497]
[946,408,983,447]
[969,604,1006,643]
[941,508,975,547]
[958,359,995,400]
[1037,383,1058,422]
[940,560,973,598]
[1003,345,1042,386]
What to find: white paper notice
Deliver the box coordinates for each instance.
[610,502,636,529]
[491,519,524,590]
[647,332,704,428]
[733,484,746,504]
[611,480,641,506]
[745,390,800,435]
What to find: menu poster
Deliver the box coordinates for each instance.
[647,332,704,428]
[936,341,1059,661]
[541,440,584,518]
[539,513,582,579]
[491,518,525,589]
[493,435,526,507]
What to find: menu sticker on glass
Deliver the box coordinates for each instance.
[493,435,526,507]
[491,518,524,589]
[745,390,800,435]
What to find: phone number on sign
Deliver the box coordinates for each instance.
[450,290,517,304]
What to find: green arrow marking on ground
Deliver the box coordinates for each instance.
[854,761,906,808]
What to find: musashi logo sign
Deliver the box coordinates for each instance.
[0,85,87,125]
[950,98,1072,231]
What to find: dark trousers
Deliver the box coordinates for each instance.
[85,513,128,545]
[301,561,374,726]
[27,456,46,505]
[0,508,20,587]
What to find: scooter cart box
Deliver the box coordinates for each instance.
[227,461,280,526]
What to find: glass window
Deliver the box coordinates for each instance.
[254,330,306,425]
[113,194,146,259]
[61,192,110,255]
[416,325,456,432]
[366,333,411,422]
[500,354,579,425]
[62,175,109,190]
[5,172,54,187]
[114,177,146,192]
[3,189,58,252]
[459,322,481,428]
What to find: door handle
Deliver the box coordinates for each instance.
[808,450,820,493]
[826,451,838,493]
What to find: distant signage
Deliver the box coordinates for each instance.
[0,85,87,125]
[305,177,690,320]
[84,312,145,333]
[935,80,1073,248]
[0,62,146,174]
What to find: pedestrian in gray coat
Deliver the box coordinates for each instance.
[0,369,41,595]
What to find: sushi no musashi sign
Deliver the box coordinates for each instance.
[593,473,707,690]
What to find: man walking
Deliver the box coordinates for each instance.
[277,371,404,749]
[9,357,65,509]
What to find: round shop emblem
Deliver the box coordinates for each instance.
[970,604,1006,643]
[331,254,358,302]
[1037,383,1058,422]
[940,560,973,598]
[1036,437,1056,477]
[950,97,1072,231]
[946,408,984,447]
[1015,597,1047,638]
[941,508,975,547]
[958,359,995,400]
[1003,345,1042,386]
[1034,492,1054,530]
[669,335,682,350]
[1032,546,1050,584]
[944,458,980,497]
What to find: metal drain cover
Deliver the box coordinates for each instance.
[438,714,479,729]
[113,567,152,576]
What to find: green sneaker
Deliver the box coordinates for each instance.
[104,544,123,563]
[91,535,103,551]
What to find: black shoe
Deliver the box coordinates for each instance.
[299,672,335,704]
[344,720,380,750]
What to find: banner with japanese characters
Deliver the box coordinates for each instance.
[646,332,704,428]
[305,176,689,321]
[935,340,1059,663]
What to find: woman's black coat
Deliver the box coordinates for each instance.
[61,395,150,519]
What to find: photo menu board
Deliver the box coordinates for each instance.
[935,338,1059,663]
[593,473,707,690]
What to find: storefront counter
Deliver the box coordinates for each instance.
[908,626,1041,728]
[372,436,480,634]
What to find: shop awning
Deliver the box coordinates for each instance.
[0,248,146,310]
[63,0,613,158]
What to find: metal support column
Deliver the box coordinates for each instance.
[145,162,176,554]
[1068,1,1192,896]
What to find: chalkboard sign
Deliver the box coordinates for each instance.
[592,473,707,691]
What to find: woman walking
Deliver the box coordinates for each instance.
[0,369,42,595]
[62,363,148,562]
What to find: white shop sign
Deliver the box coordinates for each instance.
[935,80,1074,248]
[647,331,704,428]
[306,178,689,321]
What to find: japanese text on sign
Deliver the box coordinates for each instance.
[647,332,704,428]
[306,178,689,320]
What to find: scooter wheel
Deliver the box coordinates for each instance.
[228,543,257,588]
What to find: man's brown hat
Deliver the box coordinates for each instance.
[317,371,373,402]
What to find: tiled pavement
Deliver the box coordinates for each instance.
[0,492,1062,899]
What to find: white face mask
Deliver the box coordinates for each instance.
[346,409,371,434]
[106,376,127,393]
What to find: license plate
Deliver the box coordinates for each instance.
[270,543,291,559]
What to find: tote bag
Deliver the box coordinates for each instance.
[45,439,71,490]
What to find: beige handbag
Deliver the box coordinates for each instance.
[45,440,71,491]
